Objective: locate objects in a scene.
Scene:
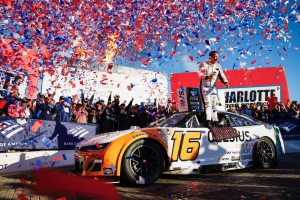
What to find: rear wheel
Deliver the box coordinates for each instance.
[122,139,165,185]
[254,137,276,169]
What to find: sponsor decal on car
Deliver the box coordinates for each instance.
[0,164,8,170]
[231,156,240,161]
[208,130,252,143]
[218,157,230,162]
[103,167,113,175]
[241,155,252,160]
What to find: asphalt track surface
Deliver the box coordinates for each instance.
[0,153,299,200]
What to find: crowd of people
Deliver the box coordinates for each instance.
[0,90,179,134]
[1,86,299,135]
[226,99,300,121]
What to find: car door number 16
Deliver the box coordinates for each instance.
[171,131,202,162]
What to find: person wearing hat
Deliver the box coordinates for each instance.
[55,96,72,122]
[72,103,88,123]
[36,96,55,121]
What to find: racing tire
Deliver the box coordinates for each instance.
[122,139,165,185]
[254,137,276,169]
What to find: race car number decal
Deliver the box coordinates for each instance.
[171,131,202,161]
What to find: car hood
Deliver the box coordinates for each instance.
[76,128,140,148]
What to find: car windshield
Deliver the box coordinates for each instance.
[157,113,190,127]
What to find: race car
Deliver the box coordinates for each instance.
[73,111,285,185]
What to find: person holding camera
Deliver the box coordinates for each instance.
[72,103,89,123]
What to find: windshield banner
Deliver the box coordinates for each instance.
[0,117,98,152]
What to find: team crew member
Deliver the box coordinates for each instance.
[199,51,229,127]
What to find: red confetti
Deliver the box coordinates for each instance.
[96,142,100,148]
[250,60,257,65]
[17,194,29,200]
[53,156,63,161]
[190,182,197,190]
[33,169,119,200]
[56,198,67,200]
[189,56,194,61]
[31,120,43,132]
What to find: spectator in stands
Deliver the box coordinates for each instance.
[103,101,116,132]
[55,96,72,122]
[22,98,33,118]
[88,107,98,124]
[129,106,139,127]
[278,103,288,119]
[0,95,6,116]
[72,103,88,123]
[288,102,299,119]
[235,104,241,114]
[227,104,235,112]
[240,104,252,118]
[250,103,258,119]
[95,100,106,134]
[257,106,268,121]
[8,97,25,118]
[139,107,151,128]
[118,98,133,130]
[36,96,55,120]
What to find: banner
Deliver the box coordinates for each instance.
[0,150,74,174]
[0,117,98,152]
[218,85,282,109]
[269,118,300,140]
[170,67,290,107]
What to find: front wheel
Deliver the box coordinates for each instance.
[254,137,276,169]
[122,139,165,185]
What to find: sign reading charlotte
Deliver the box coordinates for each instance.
[219,86,281,109]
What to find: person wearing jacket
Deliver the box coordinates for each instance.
[8,97,25,118]
[199,51,229,127]
[72,103,88,123]
[36,96,55,120]
[55,96,71,122]
[117,98,133,130]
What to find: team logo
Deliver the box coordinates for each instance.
[278,122,297,132]
[69,127,89,138]
[0,120,24,139]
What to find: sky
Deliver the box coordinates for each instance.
[1,0,300,102]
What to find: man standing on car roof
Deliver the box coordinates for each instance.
[199,51,229,127]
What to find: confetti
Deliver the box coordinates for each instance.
[30,120,43,133]
[190,182,197,190]
[56,198,67,200]
[34,169,119,199]
[35,160,42,170]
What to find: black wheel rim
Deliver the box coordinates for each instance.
[128,145,160,178]
[257,140,274,164]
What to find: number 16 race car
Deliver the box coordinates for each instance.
[73,111,285,185]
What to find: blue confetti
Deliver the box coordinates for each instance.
[180,86,185,91]
[197,160,201,164]
[62,154,67,160]
[51,162,56,167]
[12,185,19,189]
[35,160,41,170]
[126,156,134,159]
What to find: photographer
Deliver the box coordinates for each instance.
[72,103,89,123]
